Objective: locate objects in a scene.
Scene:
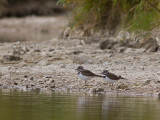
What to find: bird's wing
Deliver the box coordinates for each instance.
[81,70,96,76]
[107,73,120,80]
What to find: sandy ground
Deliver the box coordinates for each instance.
[0,16,160,97]
[0,15,68,42]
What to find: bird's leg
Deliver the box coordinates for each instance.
[84,81,86,86]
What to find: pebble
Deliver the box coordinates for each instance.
[34,49,41,52]
[3,55,22,64]
[49,48,55,52]
[24,75,28,78]
[30,77,34,80]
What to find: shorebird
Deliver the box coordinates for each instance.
[101,70,125,83]
[75,66,102,85]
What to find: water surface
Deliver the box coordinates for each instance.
[0,90,160,120]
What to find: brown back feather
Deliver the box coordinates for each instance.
[81,70,102,77]
[107,72,122,80]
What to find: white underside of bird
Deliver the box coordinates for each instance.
[78,72,92,81]
[103,76,116,83]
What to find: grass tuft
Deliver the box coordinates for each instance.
[58,0,160,33]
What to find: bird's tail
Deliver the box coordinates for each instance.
[95,74,103,78]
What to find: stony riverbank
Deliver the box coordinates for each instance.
[0,35,160,97]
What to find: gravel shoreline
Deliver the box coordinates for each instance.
[0,38,160,97]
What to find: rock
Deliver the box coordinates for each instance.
[107,53,114,57]
[30,77,34,80]
[91,88,104,93]
[34,49,41,52]
[23,54,35,63]
[50,85,55,88]
[100,39,116,50]
[139,38,159,52]
[34,88,41,92]
[73,51,82,55]
[124,48,134,53]
[116,47,126,53]
[145,80,151,84]
[40,52,47,56]
[3,55,22,64]
[38,60,49,66]
[63,27,71,39]
[38,80,44,84]
[14,82,18,85]
[24,75,28,78]
[116,83,128,90]
[31,83,35,87]
[118,39,135,48]
[96,88,104,92]
[48,48,55,52]
[45,76,52,78]
[90,88,96,93]
[19,61,27,67]
[80,40,85,45]
[13,46,29,55]
[60,64,65,68]
[46,79,54,85]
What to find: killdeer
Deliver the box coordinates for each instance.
[75,66,102,85]
[101,70,125,83]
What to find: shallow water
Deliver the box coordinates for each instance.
[0,90,160,120]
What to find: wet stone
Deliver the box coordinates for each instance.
[14,82,18,85]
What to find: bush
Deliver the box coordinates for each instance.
[58,0,160,32]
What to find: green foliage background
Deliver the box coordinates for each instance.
[58,0,160,31]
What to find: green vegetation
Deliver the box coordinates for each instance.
[58,0,160,32]
[0,0,58,4]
